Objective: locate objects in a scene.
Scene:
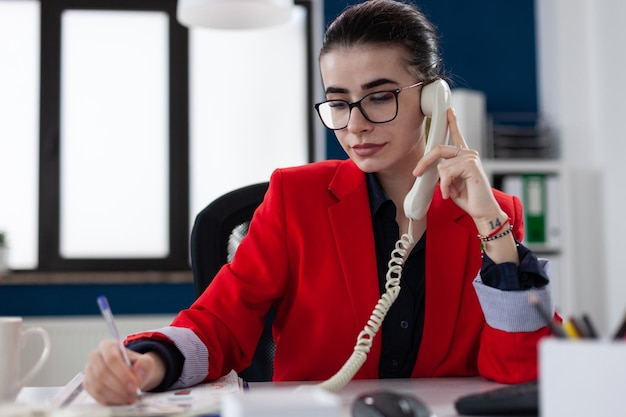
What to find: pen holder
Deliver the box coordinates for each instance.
[539,338,626,417]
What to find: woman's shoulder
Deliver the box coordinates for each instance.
[271,159,359,185]
[431,186,523,223]
[490,188,525,225]
[492,187,522,208]
[278,158,344,172]
[267,159,366,201]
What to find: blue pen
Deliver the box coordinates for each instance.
[97,295,143,398]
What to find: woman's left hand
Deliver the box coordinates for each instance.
[412,107,502,224]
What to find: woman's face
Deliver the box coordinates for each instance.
[319,45,426,176]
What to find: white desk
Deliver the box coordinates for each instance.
[17,377,505,417]
[261,377,504,417]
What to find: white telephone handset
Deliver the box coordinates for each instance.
[314,79,453,394]
[403,79,452,220]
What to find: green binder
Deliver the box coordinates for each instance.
[522,174,546,244]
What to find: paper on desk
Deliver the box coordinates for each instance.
[52,370,244,416]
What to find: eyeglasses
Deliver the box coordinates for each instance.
[314,81,424,130]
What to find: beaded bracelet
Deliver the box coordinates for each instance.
[478,223,513,252]
[477,223,513,242]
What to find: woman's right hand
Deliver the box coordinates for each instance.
[83,339,166,405]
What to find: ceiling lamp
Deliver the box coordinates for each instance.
[177,0,294,30]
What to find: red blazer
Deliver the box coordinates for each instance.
[150,159,548,384]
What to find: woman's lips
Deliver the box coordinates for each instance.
[352,143,384,157]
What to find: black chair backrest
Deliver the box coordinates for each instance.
[189,182,275,382]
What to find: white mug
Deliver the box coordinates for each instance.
[0,317,51,403]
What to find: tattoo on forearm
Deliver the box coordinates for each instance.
[488,218,502,231]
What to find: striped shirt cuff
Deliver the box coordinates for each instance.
[473,259,555,332]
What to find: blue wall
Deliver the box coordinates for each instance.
[325,0,537,159]
[0,0,536,317]
[0,283,194,316]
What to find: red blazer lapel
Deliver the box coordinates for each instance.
[326,161,382,377]
[415,190,477,375]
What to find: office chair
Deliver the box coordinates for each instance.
[190,182,275,382]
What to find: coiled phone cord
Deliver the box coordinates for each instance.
[314,219,415,392]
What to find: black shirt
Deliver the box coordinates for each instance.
[367,174,425,378]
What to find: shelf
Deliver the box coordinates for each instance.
[524,245,561,254]
[483,158,562,174]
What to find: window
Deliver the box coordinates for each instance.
[0,0,321,273]
[0,0,40,270]
[39,0,189,271]
[188,2,318,220]
[59,9,170,260]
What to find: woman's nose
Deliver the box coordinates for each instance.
[345,106,372,132]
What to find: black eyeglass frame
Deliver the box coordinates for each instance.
[314,81,424,131]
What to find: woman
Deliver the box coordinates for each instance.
[84,0,553,405]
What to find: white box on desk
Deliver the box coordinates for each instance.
[540,339,626,417]
[221,386,341,417]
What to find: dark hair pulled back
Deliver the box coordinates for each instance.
[320,0,441,82]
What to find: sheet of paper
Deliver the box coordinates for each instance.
[52,369,243,416]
